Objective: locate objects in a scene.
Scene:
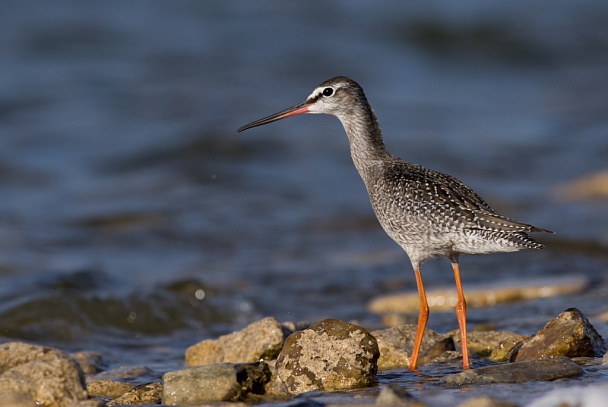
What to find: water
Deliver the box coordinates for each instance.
[1,1,608,403]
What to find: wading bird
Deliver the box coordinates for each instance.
[238,76,553,370]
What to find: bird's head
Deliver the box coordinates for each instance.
[237,76,364,132]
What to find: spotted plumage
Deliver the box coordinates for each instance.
[238,76,553,371]
[365,160,548,267]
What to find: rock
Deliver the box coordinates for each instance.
[86,379,134,399]
[0,342,88,407]
[456,395,518,407]
[376,384,427,406]
[554,170,608,200]
[69,351,106,374]
[418,337,456,365]
[452,330,524,362]
[91,365,154,380]
[0,392,37,407]
[424,350,463,365]
[276,319,379,394]
[281,321,313,333]
[261,359,290,398]
[72,401,105,407]
[527,384,608,407]
[372,325,445,370]
[512,308,607,362]
[106,382,162,406]
[443,356,582,385]
[186,316,285,366]
[162,362,271,404]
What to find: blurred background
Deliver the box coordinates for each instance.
[0,1,607,372]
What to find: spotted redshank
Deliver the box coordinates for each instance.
[238,76,553,370]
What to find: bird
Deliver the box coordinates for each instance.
[237,76,553,371]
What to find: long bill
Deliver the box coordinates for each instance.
[237,101,310,132]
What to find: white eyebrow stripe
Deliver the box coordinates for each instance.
[306,87,324,101]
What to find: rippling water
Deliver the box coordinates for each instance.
[1,0,608,400]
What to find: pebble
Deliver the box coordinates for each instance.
[276,318,379,394]
[162,361,271,404]
[512,308,607,362]
[443,356,582,385]
[69,351,106,374]
[85,365,158,406]
[0,342,88,407]
[376,384,427,406]
[262,359,291,397]
[91,365,154,380]
[106,382,162,406]
[185,316,286,366]
[86,379,134,399]
[418,337,457,365]
[452,330,524,362]
[372,325,446,370]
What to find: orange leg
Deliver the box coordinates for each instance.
[408,268,429,371]
[452,262,471,370]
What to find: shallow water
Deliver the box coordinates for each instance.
[298,357,608,407]
[1,1,608,404]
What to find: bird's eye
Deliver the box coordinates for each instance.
[323,88,334,97]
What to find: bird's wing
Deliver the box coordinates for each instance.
[382,163,552,234]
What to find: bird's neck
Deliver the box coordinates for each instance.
[339,105,392,174]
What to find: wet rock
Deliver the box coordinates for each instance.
[456,395,518,407]
[86,379,134,399]
[455,330,524,362]
[376,384,427,406]
[92,365,154,380]
[512,308,607,362]
[106,382,162,406]
[162,362,271,404]
[276,319,379,394]
[186,316,285,366]
[443,356,582,385]
[0,342,88,407]
[424,350,463,365]
[418,337,456,365]
[261,359,290,398]
[372,325,445,370]
[69,351,106,374]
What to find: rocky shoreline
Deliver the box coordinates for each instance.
[1,308,607,407]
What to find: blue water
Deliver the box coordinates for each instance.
[1,1,608,403]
